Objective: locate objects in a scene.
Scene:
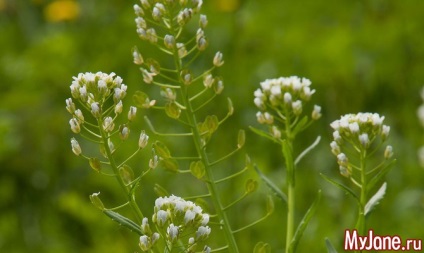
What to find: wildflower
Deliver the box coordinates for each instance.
[203,74,214,88]
[199,14,208,28]
[164,34,175,49]
[141,68,154,84]
[292,100,302,116]
[177,43,187,58]
[184,210,196,224]
[381,125,390,140]
[132,47,144,65]
[195,226,211,241]
[167,224,179,242]
[103,117,115,132]
[91,102,101,118]
[115,100,123,114]
[359,133,369,148]
[214,79,224,94]
[146,28,157,44]
[156,210,168,227]
[311,105,322,120]
[213,51,224,67]
[66,98,75,114]
[140,0,150,9]
[128,106,137,121]
[177,8,192,25]
[119,125,130,140]
[197,36,208,51]
[139,130,149,149]
[74,109,84,123]
[384,145,393,159]
[70,138,81,156]
[135,17,146,29]
[134,4,144,16]
[139,235,150,251]
[69,118,81,133]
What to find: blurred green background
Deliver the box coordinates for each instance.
[1,0,424,252]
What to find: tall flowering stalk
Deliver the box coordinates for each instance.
[326,113,396,247]
[251,76,322,253]
[131,0,272,252]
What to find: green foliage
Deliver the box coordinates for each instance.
[1,0,424,252]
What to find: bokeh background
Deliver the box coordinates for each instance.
[1,0,424,252]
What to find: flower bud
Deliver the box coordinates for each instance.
[264,112,274,124]
[103,117,115,132]
[197,36,208,51]
[139,130,149,149]
[66,98,75,114]
[132,46,144,65]
[195,226,211,241]
[349,122,360,134]
[180,70,192,85]
[177,8,192,25]
[167,224,179,242]
[152,5,162,21]
[141,217,152,235]
[141,68,154,84]
[339,166,350,177]
[164,34,175,49]
[128,106,137,121]
[271,126,281,139]
[213,51,224,67]
[135,17,146,29]
[70,138,82,156]
[74,109,84,123]
[140,0,151,9]
[137,28,147,40]
[69,118,81,133]
[119,125,130,140]
[359,133,370,148]
[199,14,208,28]
[203,74,214,88]
[134,4,144,16]
[177,43,187,58]
[330,141,341,155]
[283,92,292,104]
[384,145,393,159]
[79,86,88,102]
[311,105,322,120]
[146,28,157,44]
[214,78,224,94]
[149,154,158,169]
[139,235,150,251]
[156,210,168,227]
[91,102,101,118]
[292,100,302,116]
[381,125,390,140]
[115,100,123,115]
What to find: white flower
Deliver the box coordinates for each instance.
[184,210,196,224]
[283,92,292,104]
[115,101,123,114]
[69,118,80,133]
[254,97,264,109]
[201,213,209,226]
[195,226,211,240]
[139,235,150,251]
[270,85,281,97]
[264,112,274,124]
[213,51,224,67]
[381,125,390,140]
[65,98,75,114]
[292,100,302,116]
[330,141,340,155]
[359,133,369,148]
[348,122,360,134]
[384,145,393,159]
[167,224,179,242]
[138,131,149,149]
[70,138,81,156]
[103,117,115,132]
[128,106,137,121]
[311,105,321,120]
[156,210,168,226]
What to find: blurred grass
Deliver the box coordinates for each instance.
[1,0,424,252]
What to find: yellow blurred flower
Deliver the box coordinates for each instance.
[44,0,80,22]
[214,0,240,12]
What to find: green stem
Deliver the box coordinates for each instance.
[356,150,367,237]
[97,117,144,222]
[284,112,295,253]
[167,12,239,253]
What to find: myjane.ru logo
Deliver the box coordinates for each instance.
[344,229,422,251]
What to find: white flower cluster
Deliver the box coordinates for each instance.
[67,72,149,156]
[330,113,393,177]
[254,76,321,125]
[139,195,211,252]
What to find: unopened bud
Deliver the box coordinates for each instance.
[384,145,393,159]
[132,47,144,65]
[292,100,302,116]
[103,117,115,132]
[214,78,224,94]
[312,105,322,120]
[128,106,137,121]
[199,14,208,28]
[146,28,157,44]
[213,51,224,67]
[69,118,81,133]
[197,36,208,51]
[91,102,101,118]
[115,100,123,114]
[164,34,175,49]
[140,0,151,9]
[139,130,149,149]
[70,138,82,156]
[203,74,214,88]
[134,4,144,16]
[74,109,84,124]
[141,68,154,84]
[66,98,75,114]
[119,125,130,140]
[177,43,187,58]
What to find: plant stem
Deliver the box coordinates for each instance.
[284,114,295,253]
[357,150,367,236]
[97,117,144,222]
[167,12,239,253]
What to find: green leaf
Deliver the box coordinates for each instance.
[253,242,271,253]
[365,182,387,216]
[152,141,171,159]
[133,90,152,108]
[325,238,338,253]
[165,101,181,119]
[320,173,360,206]
[89,157,101,172]
[190,160,205,179]
[161,158,179,173]
[245,179,258,194]
[291,116,308,136]
[254,165,288,204]
[154,183,169,197]
[119,165,134,185]
[103,210,142,235]
[295,136,321,165]
[288,190,321,253]
[237,129,245,148]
